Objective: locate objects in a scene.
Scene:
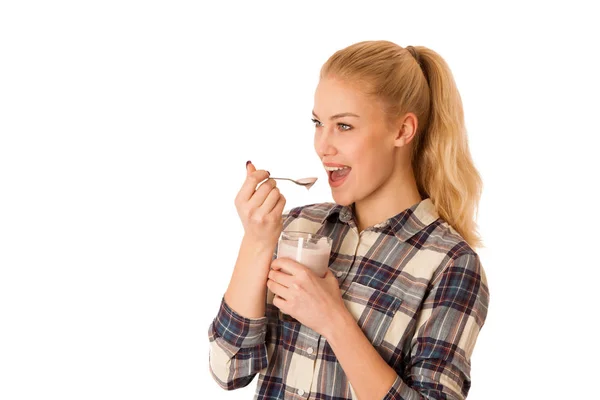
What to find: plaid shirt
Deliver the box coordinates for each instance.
[208,198,489,399]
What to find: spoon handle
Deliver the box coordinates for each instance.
[270,177,308,186]
[270,177,295,182]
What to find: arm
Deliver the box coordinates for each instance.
[208,162,288,390]
[325,253,489,400]
[207,236,276,390]
[224,235,276,319]
[326,311,398,399]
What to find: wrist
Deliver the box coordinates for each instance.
[234,235,277,283]
[323,305,355,344]
[241,234,278,254]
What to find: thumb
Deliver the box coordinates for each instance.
[322,269,336,281]
[246,160,256,175]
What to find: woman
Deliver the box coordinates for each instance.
[208,40,489,400]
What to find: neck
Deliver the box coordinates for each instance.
[354,168,423,233]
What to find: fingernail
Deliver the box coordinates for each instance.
[267,171,270,176]
[246,160,251,167]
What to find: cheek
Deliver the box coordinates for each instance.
[354,141,393,180]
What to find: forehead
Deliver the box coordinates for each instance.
[314,77,380,118]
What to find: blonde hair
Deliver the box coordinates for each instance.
[320,40,483,249]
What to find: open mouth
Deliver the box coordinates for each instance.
[324,165,351,187]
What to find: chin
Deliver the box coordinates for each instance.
[331,190,354,207]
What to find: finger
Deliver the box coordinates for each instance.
[268,269,294,288]
[272,194,286,216]
[238,170,271,202]
[321,268,333,278]
[272,257,306,277]
[267,278,291,299]
[246,160,256,175]
[258,186,281,213]
[272,294,288,311]
[322,269,336,282]
[247,179,277,209]
[246,185,281,223]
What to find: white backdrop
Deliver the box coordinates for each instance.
[1,1,599,399]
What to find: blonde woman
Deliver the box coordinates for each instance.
[208,40,489,400]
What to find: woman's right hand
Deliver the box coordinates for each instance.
[234,161,286,246]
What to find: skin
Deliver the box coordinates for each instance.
[266,77,425,398]
[223,162,286,319]
[313,77,423,231]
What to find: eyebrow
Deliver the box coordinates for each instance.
[312,111,360,120]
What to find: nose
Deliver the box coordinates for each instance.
[314,128,337,158]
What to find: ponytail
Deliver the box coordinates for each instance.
[409,46,483,249]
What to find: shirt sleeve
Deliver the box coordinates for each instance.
[207,208,298,390]
[207,296,269,390]
[384,252,490,400]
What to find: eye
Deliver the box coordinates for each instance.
[311,118,323,128]
[338,123,352,131]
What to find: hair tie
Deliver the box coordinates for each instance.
[406,45,429,86]
[406,45,422,68]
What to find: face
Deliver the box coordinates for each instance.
[312,77,408,206]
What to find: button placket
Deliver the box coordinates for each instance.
[296,327,320,397]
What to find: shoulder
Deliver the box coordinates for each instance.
[283,202,340,224]
[424,219,485,283]
[282,202,340,233]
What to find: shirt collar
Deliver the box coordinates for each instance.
[323,198,440,242]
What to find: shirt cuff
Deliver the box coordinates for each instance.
[211,297,268,349]
[383,375,411,400]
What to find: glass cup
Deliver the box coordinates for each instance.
[277,231,332,278]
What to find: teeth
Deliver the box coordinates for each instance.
[324,166,349,171]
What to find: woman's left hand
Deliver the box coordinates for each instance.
[267,258,347,337]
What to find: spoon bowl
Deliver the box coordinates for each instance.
[271,176,318,190]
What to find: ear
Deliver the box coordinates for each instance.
[393,112,418,147]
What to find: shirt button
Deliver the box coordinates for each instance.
[336,271,343,277]
[307,347,314,354]
[298,389,305,396]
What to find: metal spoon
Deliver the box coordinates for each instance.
[270,176,318,190]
